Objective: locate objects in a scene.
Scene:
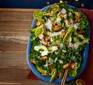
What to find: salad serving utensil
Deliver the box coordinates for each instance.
[60,68,69,85]
[60,60,71,85]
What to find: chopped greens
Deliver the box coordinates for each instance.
[29,2,89,82]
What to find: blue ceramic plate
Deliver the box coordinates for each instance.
[26,4,90,83]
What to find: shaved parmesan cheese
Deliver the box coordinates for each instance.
[49,58,53,65]
[50,37,53,42]
[44,64,48,67]
[51,46,58,52]
[41,51,48,56]
[47,32,61,36]
[59,60,63,64]
[64,19,70,27]
[47,31,62,37]
[73,42,80,49]
[62,50,66,52]
[61,8,66,14]
[34,46,39,51]
[73,23,79,29]
[45,19,52,31]
[34,45,48,56]
[38,34,44,39]
[56,17,61,26]
[60,43,63,48]
[54,57,58,63]
[69,42,73,47]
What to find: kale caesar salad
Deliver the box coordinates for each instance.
[29,2,89,82]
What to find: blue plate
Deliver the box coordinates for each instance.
[26,4,90,83]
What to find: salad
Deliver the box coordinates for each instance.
[29,2,89,82]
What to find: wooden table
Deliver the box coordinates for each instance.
[0,8,93,85]
[0,8,59,85]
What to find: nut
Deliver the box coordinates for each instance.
[53,25,61,31]
[63,63,69,69]
[36,20,43,26]
[74,12,81,18]
[30,59,36,64]
[40,56,48,60]
[60,14,65,18]
[70,63,76,70]
[60,30,66,38]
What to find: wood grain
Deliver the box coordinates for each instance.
[0,68,59,85]
[0,9,33,45]
[0,8,60,85]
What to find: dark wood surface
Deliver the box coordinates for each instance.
[0,8,59,85]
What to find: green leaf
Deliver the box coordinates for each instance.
[80,15,89,29]
[69,67,78,77]
[31,25,43,36]
[63,27,73,42]
[50,68,57,82]
[33,10,45,20]
[36,65,46,73]
[30,33,37,41]
[59,3,66,8]
[74,31,85,40]
[67,8,73,12]
[51,7,60,17]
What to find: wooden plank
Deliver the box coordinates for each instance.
[0,51,28,68]
[0,8,39,12]
[0,31,29,44]
[0,8,33,51]
[0,68,58,85]
[0,11,32,31]
[0,67,58,85]
[0,40,27,51]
